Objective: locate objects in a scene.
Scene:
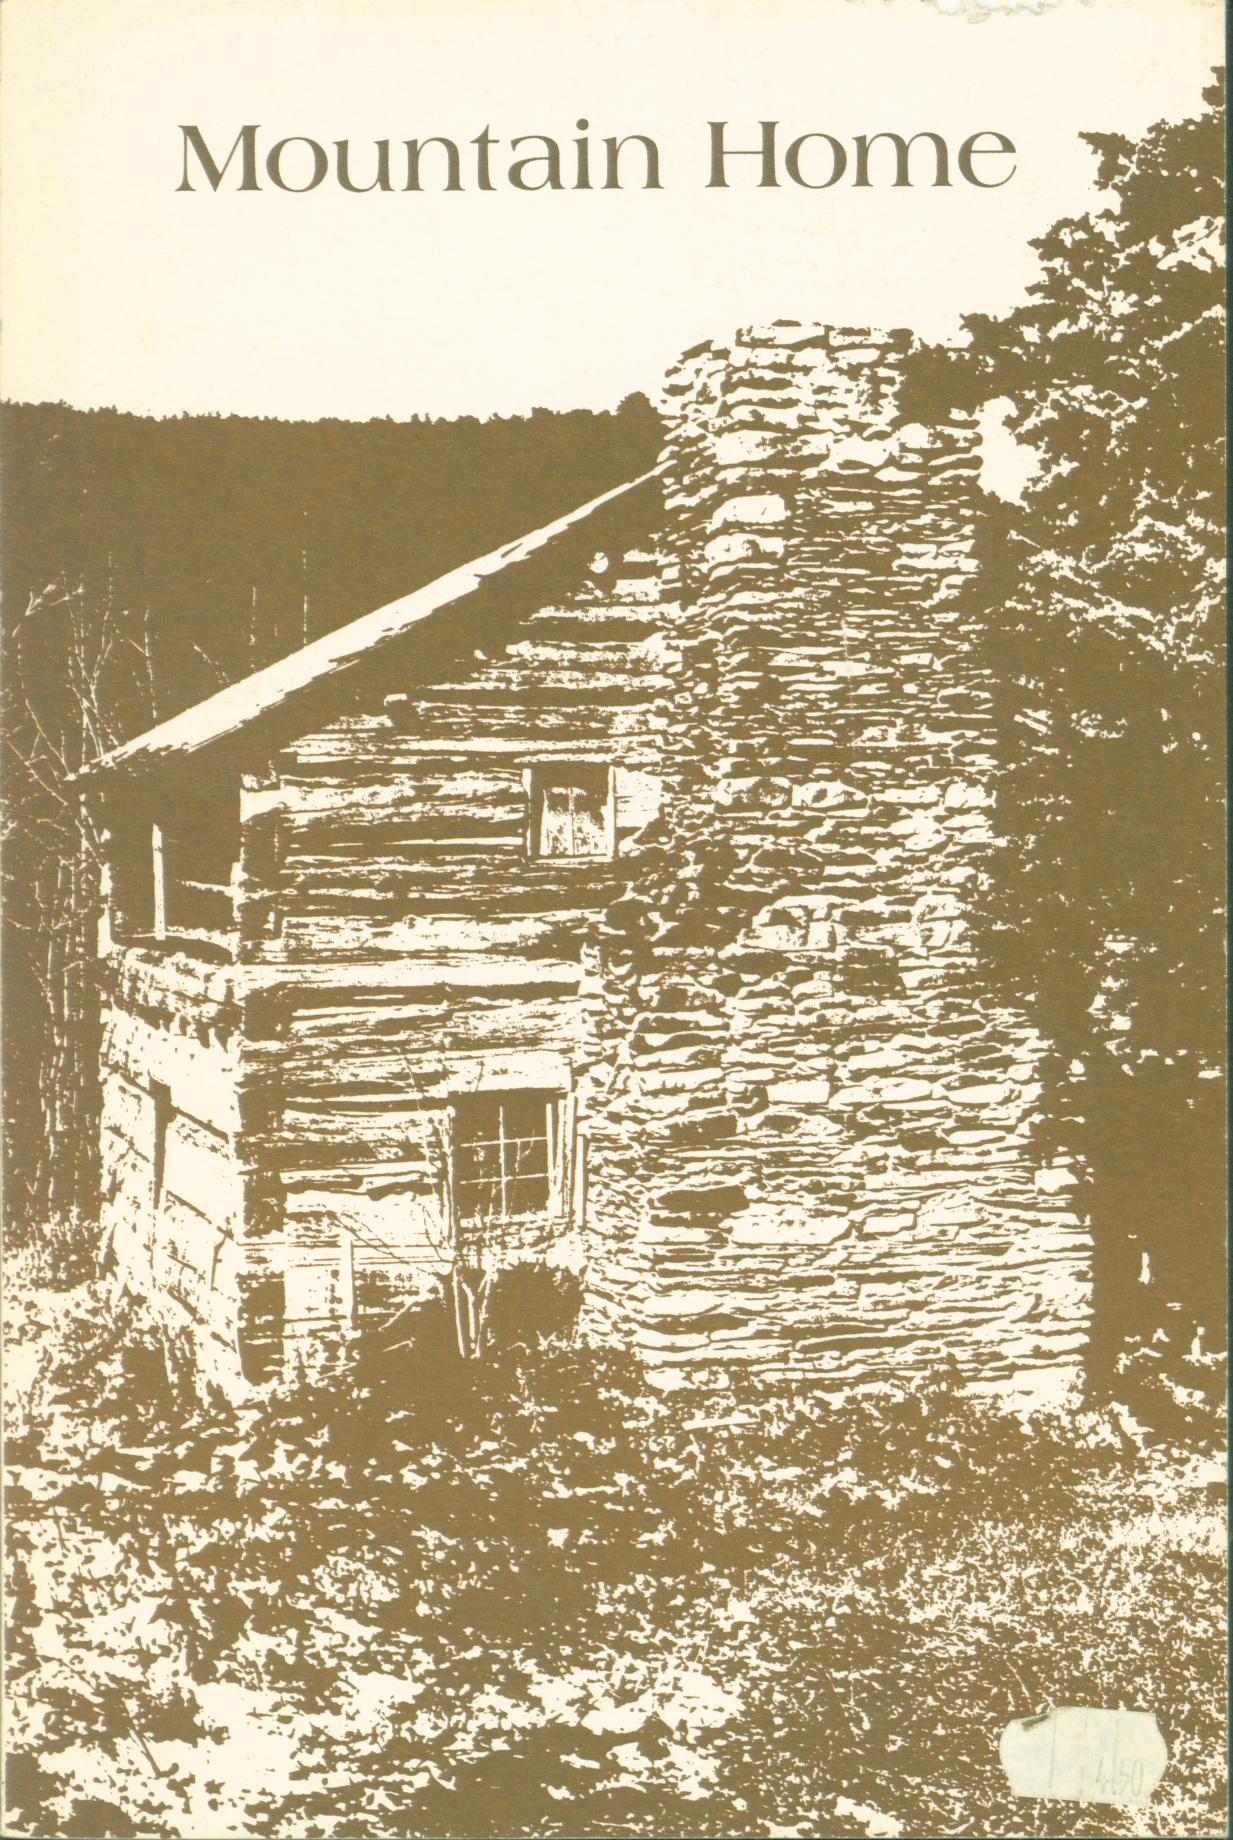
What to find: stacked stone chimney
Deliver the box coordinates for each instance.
[579,322,1091,1392]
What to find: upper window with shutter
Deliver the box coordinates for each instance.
[526,762,615,860]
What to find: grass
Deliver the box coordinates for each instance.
[2,1257,1226,1839]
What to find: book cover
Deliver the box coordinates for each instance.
[1,2,1225,1836]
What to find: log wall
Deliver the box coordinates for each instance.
[228,547,677,1357]
[97,949,251,1391]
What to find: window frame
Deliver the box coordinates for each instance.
[108,804,240,950]
[449,1090,563,1230]
[153,816,240,940]
[523,761,617,862]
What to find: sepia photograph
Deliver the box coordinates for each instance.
[1,2,1226,1835]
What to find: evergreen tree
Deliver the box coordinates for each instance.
[910,75,1225,1425]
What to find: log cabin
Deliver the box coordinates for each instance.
[80,323,1092,1400]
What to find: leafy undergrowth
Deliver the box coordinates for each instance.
[3,1264,1227,1839]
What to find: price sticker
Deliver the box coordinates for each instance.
[999,1705,1168,1809]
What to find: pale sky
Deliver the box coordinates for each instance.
[0,0,1222,420]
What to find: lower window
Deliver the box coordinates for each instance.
[452,1092,557,1223]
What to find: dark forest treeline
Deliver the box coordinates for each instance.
[1,395,663,1244]
[1,397,664,715]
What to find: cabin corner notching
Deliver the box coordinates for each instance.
[84,323,1092,1400]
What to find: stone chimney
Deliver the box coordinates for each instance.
[580,322,1091,1395]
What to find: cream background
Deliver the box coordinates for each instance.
[0,0,1222,420]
